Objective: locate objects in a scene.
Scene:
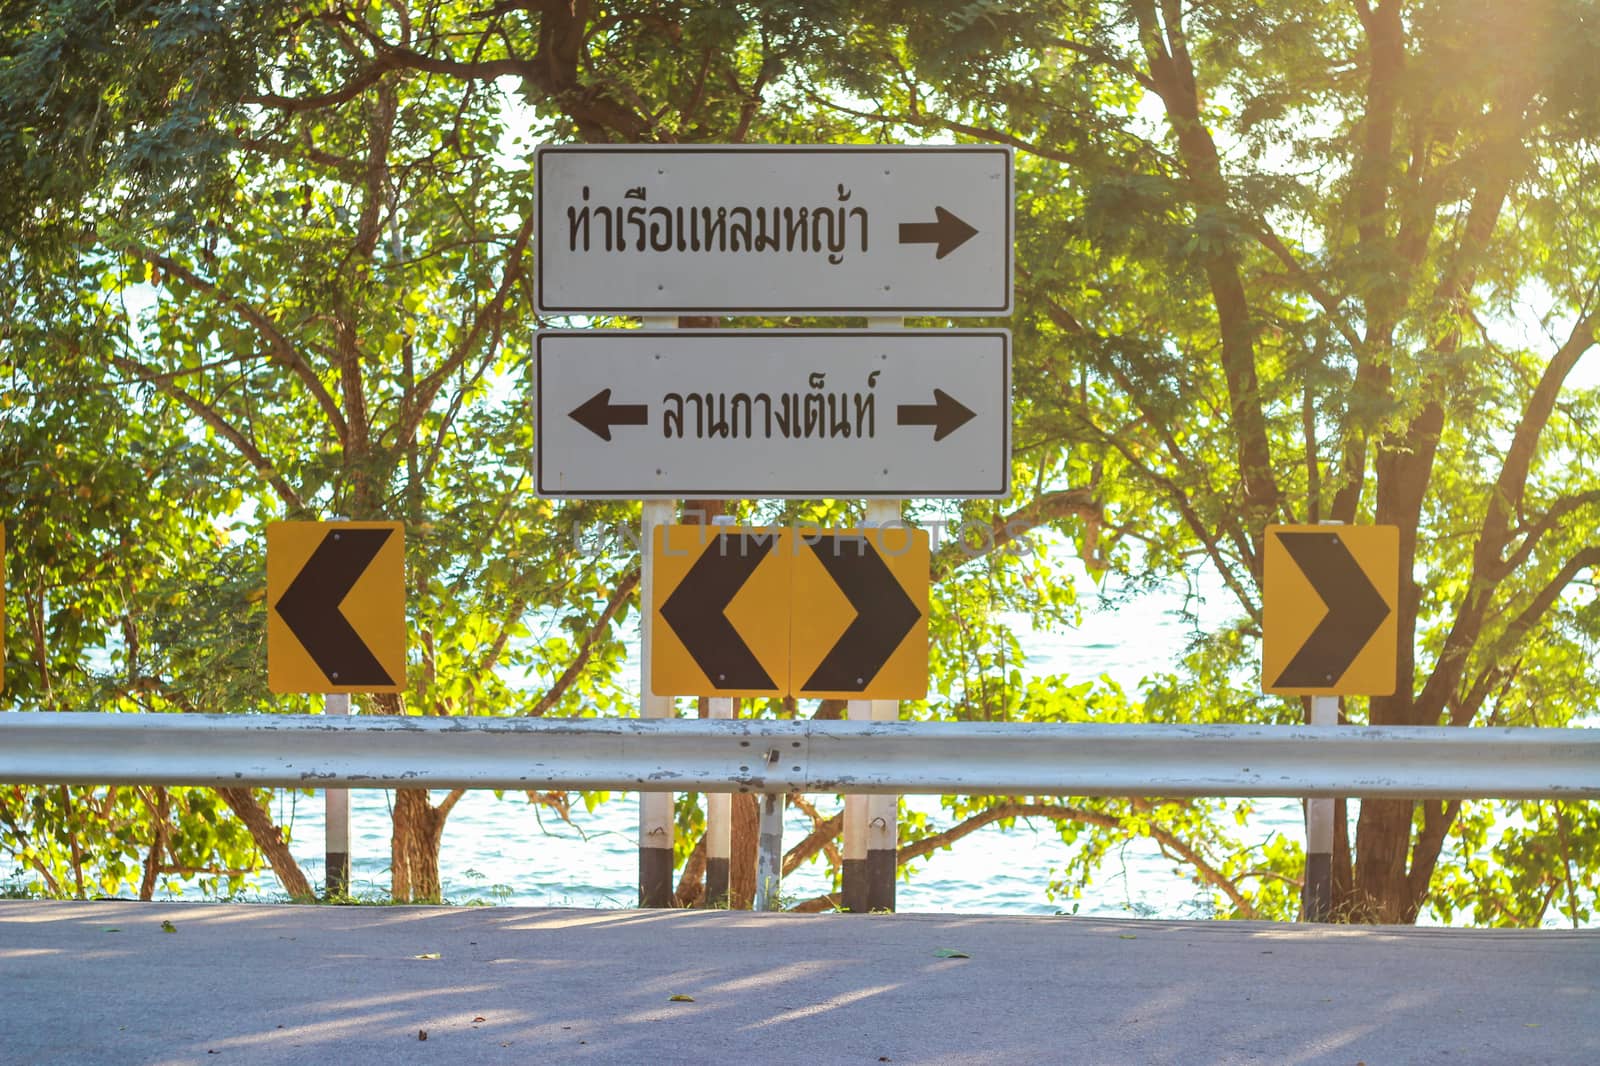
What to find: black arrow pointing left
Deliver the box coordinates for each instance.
[274,527,396,687]
[1272,531,1391,689]
[569,388,648,441]
[801,534,921,693]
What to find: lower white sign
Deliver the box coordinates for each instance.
[536,330,1010,498]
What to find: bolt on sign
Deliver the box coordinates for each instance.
[651,524,929,699]
[267,521,406,694]
[1262,524,1399,697]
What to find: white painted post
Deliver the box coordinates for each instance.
[1305,693,1338,921]
[866,495,903,913]
[1302,516,1345,922]
[705,513,736,906]
[638,314,679,908]
[845,314,905,912]
[754,789,784,911]
[639,498,678,906]
[323,691,350,897]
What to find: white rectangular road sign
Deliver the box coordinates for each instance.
[536,145,1013,316]
[537,330,1010,498]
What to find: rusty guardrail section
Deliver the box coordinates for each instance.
[1,713,1596,799]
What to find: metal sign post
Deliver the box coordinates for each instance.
[535,144,1018,913]
[323,692,350,896]
[844,317,904,913]
[1305,694,1338,921]
[1263,521,1399,922]
[638,498,677,908]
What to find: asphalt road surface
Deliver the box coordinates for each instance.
[2,901,1595,1065]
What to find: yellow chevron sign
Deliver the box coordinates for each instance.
[267,521,406,694]
[1263,524,1398,696]
[652,525,929,699]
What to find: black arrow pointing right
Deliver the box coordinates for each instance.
[660,532,778,690]
[898,206,979,259]
[1272,531,1392,689]
[896,388,976,442]
[569,388,648,441]
[801,534,922,693]
[274,527,396,687]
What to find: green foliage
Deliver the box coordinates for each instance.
[1,0,1594,923]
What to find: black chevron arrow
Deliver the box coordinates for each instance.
[1273,531,1392,689]
[274,527,396,687]
[660,532,777,690]
[897,388,976,442]
[897,206,979,259]
[802,534,922,692]
[569,388,648,441]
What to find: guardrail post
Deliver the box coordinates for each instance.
[754,789,784,910]
[703,510,737,907]
[323,692,350,898]
[639,494,677,907]
[1303,694,1338,921]
[844,488,903,913]
[706,697,733,905]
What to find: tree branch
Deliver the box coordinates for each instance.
[106,351,304,511]
[522,568,639,718]
[120,244,347,440]
[397,212,534,448]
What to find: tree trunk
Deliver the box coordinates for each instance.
[729,793,760,909]
[390,788,448,902]
[217,786,315,900]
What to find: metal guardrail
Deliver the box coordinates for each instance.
[1,713,1596,799]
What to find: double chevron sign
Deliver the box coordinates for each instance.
[652,526,929,699]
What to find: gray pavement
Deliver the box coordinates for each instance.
[1,901,1595,1065]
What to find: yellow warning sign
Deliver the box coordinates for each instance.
[790,526,929,700]
[1263,524,1398,697]
[652,525,791,699]
[267,521,406,694]
[651,525,929,699]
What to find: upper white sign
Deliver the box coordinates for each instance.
[535,145,1013,316]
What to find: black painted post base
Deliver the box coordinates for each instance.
[842,851,896,913]
[705,857,730,908]
[866,848,895,913]
[1303,852,1332,922]
[842,858,866,913]
[640,848,674,908]
[325,852,349,900]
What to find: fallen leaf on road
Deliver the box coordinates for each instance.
[412,953,441,960]
[418,1029,428,1041]
[160,921,177,933]
[473,1016,486,1023]
[669,994,695,1002]
[933,948,970,958]
[1119,934,1137,940]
